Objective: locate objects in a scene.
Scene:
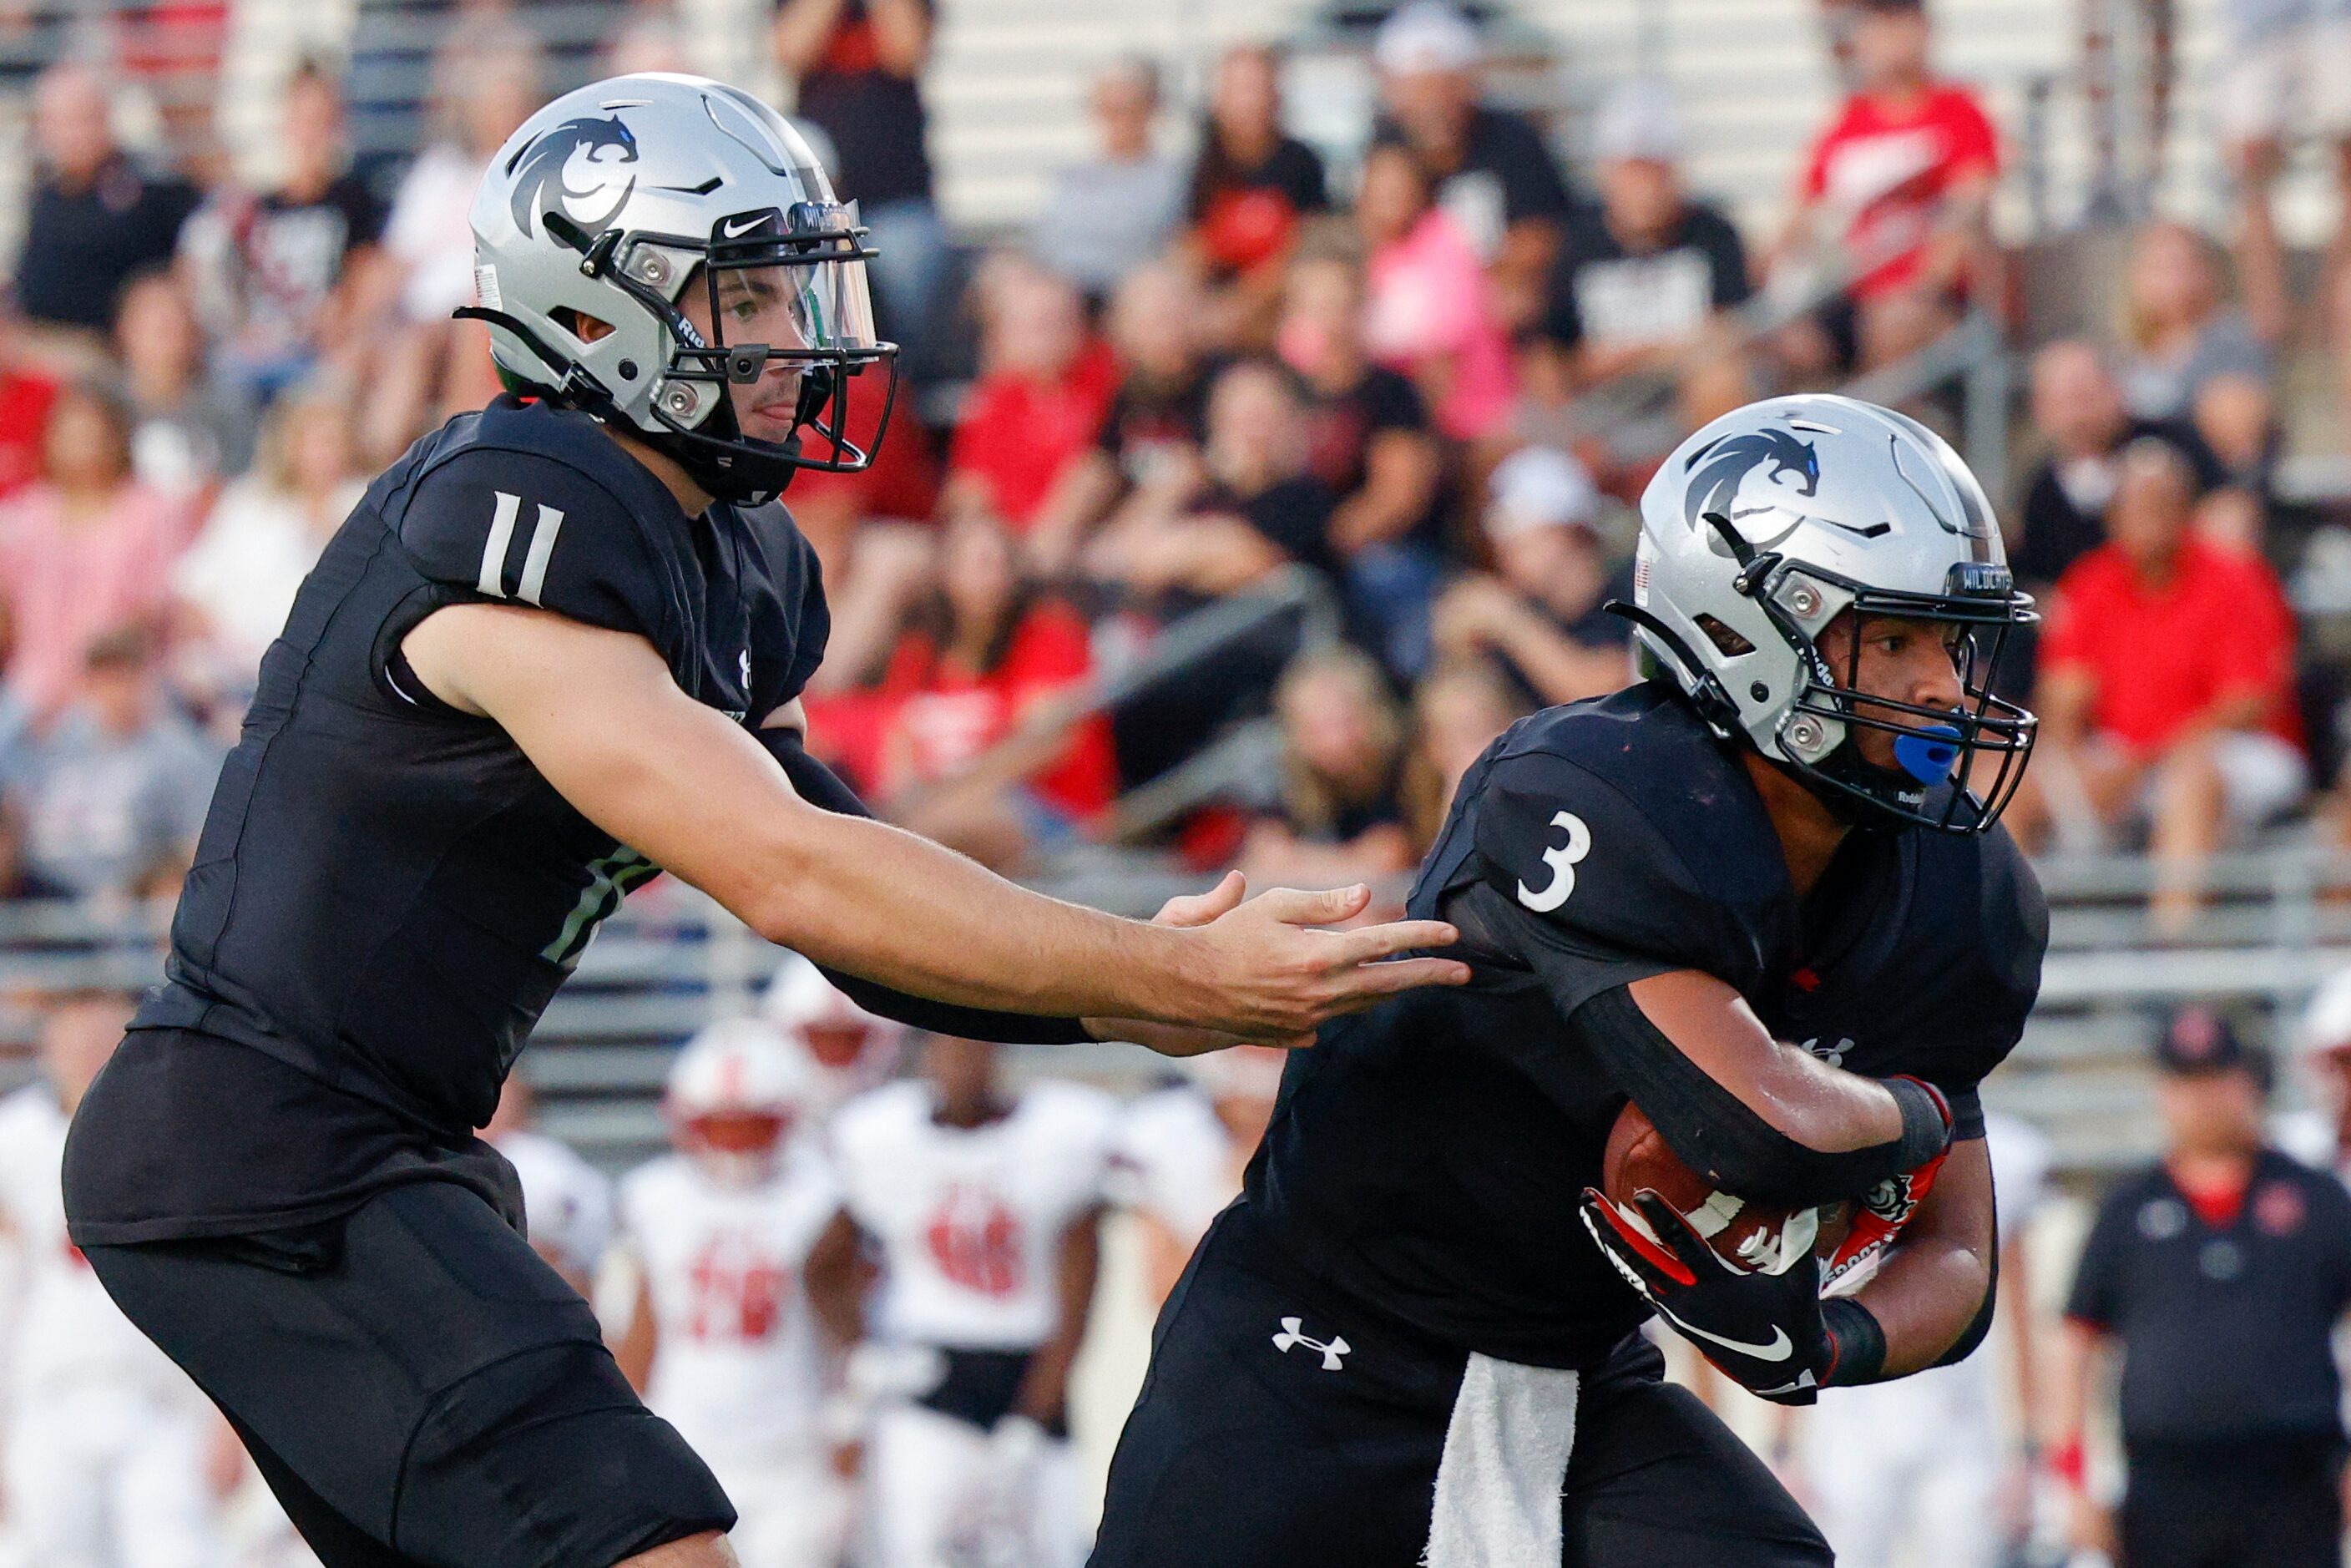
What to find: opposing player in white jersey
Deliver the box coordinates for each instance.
[612,1019,855,1568]
[830,1034,1118,1568]
[485,1075,616,1297]
[1793,1110,2055,1568]
[2285,970,2351,1176]
[1113,1046,1287,1303]
[761,953,908,1126]
[0,992,220,1568]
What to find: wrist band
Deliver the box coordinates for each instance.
[1820,1297,1888,1386]
[1884,1075,1954,1167]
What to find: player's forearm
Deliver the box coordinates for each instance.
[758,728,1092,1041]
[805,1213,869,1348]
[1569,979,1945,1207]
[1848,1229,1993,1378]
[749,809,1201,1023]
[1620,974,1913,1154]
[1016,1209,1102,1424]
[1839,1136,1997,1379]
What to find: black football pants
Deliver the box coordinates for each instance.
[1090,1202,1832,1568]
[2120,1438,2343,1568]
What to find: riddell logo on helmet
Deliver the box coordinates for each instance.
[508,115,642,238]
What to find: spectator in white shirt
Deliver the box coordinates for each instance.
[1030,57,1186,302]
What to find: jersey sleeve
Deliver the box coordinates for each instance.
[397,445,685,659]
[1936,832,2050,1137]
[781,531,831,704]
[2063,1182,2134,1330]
[2304,1167,2351,1317]
[1464,747,1769,1019]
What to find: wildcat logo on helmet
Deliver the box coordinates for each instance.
[1682,427,1824,554]
[507,115,642,238]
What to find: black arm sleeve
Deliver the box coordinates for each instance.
[1456,748,1948,1205]
[753,726,1092,1046]
[1568,983,1952,1207]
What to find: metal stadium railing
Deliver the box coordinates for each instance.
[9,845,2349,1177]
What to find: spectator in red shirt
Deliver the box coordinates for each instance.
[1025,260,1214,578]
[943,257,1117,539]
[2021,438,2304,936]
[1182,43,1328,350]
[788,372,944,696]
[1768,0,1999,377]
[0,314,58,502]
[0,380,193,729]
[808,511,1115,872]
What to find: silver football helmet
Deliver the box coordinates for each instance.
[1625,395,2036,833]
[466,72,896,503]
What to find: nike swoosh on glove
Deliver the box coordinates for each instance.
[1821,1076,1953,1294]
[1580,1186,1830,1405]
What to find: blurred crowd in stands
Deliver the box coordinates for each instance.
[6,1,2351,1565]
[0,0,2336,936]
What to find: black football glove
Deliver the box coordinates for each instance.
[1580,1186,1829,1404]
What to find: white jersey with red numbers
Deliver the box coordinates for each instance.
[1801,1111,2055,1568]
[1111,1085,1235,1248]
[831,1080,1120,1350]
[0,1086,188,1400]
[0,1085,220,1568]
[618,1141,842,1460]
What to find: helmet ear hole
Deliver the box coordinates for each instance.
[1694,614,1755,657]
[551,307,618,344]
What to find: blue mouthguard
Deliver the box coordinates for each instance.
[1893,722,1963,785]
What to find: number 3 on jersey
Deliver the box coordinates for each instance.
[1516,811,1592,913]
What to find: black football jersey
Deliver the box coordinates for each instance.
[134,397,827,1136]
[1246,680,2047,1368]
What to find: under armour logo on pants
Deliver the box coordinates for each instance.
[1272,1316,1350,1371]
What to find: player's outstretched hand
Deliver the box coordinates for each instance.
[1580,1188,1831,1406]
[1090,872,1463,1055]
[1088,873,1297,1055]
[1176,876,1467,1044]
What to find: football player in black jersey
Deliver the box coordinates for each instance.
[1090,394,2049,1567]
[57,76,1469,1568]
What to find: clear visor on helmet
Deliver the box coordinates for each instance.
[706,252,880,357]
[664,200,896,473]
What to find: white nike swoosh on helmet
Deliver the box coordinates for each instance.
[721,215,766,238]
[1655,1306,1794,1363]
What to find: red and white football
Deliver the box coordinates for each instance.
[1602,1100,1850,1270]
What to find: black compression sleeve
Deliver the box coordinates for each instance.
[1821,1297,1888,1386]
[1567,985,1953,1208]
[760,723,876,819]
[751,726,1091,1046]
